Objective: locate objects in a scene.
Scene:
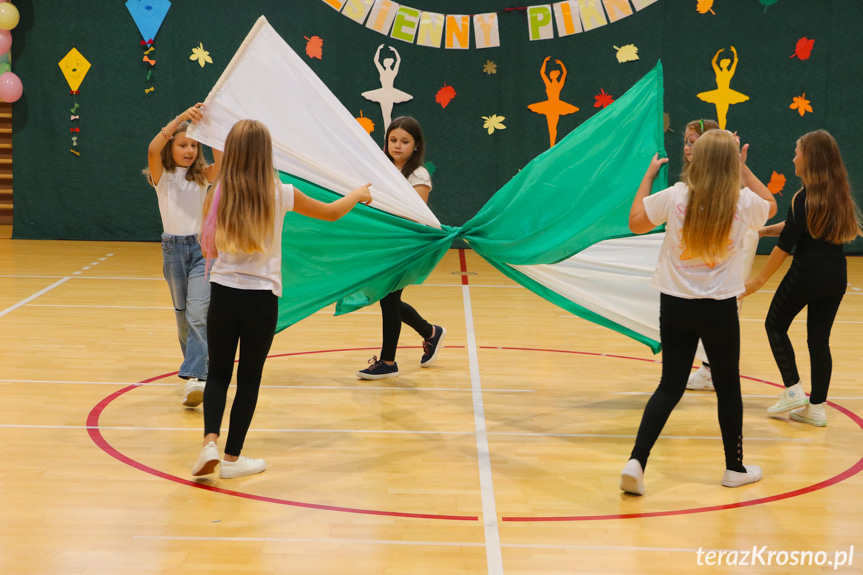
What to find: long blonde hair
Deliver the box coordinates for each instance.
[796,130,863,244]
[203,120,276,255]
[681,130,740,265]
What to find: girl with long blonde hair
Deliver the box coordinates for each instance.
[192,119,372,479]
[743,130,862,427]
[621,129,777,495]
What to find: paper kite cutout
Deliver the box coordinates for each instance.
[304,36,323,59]
[696,0,716,15]
[528,57,578,148]
[356,110,375,135]
[614,44,639,63]
[435,84,456,109]
[125,0,171,43]
[362,45,412,131]
[696,47,749,129]
[483,60,497,75]
[482,114,506,134]
[594,89,614,108]
[790,37,814,60]
[767,172,786,195]
[190,43,213,67]
[58,48,91,92]
[790,93,812,116]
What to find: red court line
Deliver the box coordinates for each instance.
[458,248,470,285]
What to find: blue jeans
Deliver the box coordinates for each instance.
[162,233,209,380]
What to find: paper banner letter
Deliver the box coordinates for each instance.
[527,6,554,41]
[445,15,470,49]
[365,0,399,35]
[554,2,582,37]
[125,0,171,43]
[578,0,608,31]
[59,48,91,92]
[631,0,659,9]
[390,6,420,43]
[343,0,375,24]
[473,13,500,49]
[417,12,444,48]
[320,0,347,10]
[601,0,634,22]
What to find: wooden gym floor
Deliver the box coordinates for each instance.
[2,225,862,574]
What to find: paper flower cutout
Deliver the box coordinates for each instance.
[696,0,716,15]
[483,60,497,75]
[59,48,91,92]
[614,44,639,63]
[663,112,674,132]
[790,37,814,60]
[356,110,374,135]
[189,43,212,67]
[435,83,456,109]
[125,0,171,43]
[767,172,786,195]
[790,93,813,116]
[304,36,323,59]
[594,89,614,108]
[760,0,778,12]
[482,115,506,134]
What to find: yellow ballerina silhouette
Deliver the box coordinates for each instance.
[528,57,579,148]
[697,46,749,129]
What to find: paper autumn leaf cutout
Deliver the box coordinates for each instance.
[189,43,212,68]
[767,171,786,195]
[696,0,716,15]
[790,93,813,116]
[436,83,457,109]
[304,36,323,60]
[790,37,814,60]
[760,0,778,12]
[482,114,506,134]
[355,110,374,135]
[614,44,639,63]
[483,60,497,75]
[663,112,674,132]
[594,89,614,108]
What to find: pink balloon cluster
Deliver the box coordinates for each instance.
[0,1,21,103]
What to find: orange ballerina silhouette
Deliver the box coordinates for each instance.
[696,46,749,129]
[528,57,579,148]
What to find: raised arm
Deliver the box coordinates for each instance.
[292,183,373,222]
[629,153,667,234]
[391,47,401,75]
[729,46,739,75]
[556,60,567,84]
[147,103,204,186]
[711,49,722,74]
[739,143,778,219]
[373,45,385,75]
[539,56,550,85]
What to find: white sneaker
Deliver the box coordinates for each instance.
[182,378,206,407]
[191,442,220,476]
[790,403,827,427]
[219,456,266,479]
[619,459,645,496]
[686,364,714,391]
[722,464,762,488]
[766,382,808,414]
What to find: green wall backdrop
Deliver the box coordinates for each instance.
[10,0,863,253]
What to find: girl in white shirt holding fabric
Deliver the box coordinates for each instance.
[620,129,776,495]
[147,103,221,408]
[192,119,371,479]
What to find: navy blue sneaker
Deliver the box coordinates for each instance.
[357,356,399,380]
[420,326,447,367]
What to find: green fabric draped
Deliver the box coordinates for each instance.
[276,62,667,351]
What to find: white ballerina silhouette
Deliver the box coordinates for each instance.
[361,45,413,129]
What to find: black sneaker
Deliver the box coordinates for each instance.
[357,356,399,380]
[420,326,447,367]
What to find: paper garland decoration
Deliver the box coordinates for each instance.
[318,0,661,49]
[126,0,171,94]
[59,48,91,156]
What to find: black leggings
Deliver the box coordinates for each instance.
[204,283,278,456]
[765,257,846,404]
[631,294,745,472]
[379,289,433,362]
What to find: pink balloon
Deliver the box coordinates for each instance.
[0,71,22,103]
[0,30,10,55]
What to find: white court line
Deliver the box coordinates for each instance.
[463,285,504,575]
[0,278,69,318]
[616,392,863,400]
[27,304,174,310]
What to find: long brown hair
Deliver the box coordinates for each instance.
[144,121,208,187]
[384,116,426,178]
[680,118,719,178]
[681,130,740,265]
[796,130,863,244]
[204,120,277,255]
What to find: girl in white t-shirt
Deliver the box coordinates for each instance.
[620,130,777,495]
[357,117,446,380]
[146,103,221,408]
[191,119,372,479]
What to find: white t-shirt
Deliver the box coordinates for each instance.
[210,182,295,297]
[155,168,209,236]
[407,166,432,191]
[644,182,770,299]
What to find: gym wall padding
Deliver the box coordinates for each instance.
[10,0,863,253]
